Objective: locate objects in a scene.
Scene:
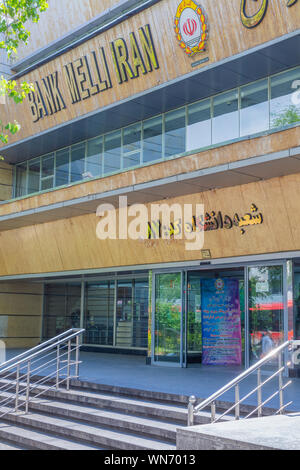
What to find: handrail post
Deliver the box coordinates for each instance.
[15,365,20,412]
[25,360,31,414]
[75,335,80,378]
[187,395,196,426]
[56,344,60,390]
[278,351,284,414]
[66,340,71,391]
[235,384,240,420]
[211,401,216,423]
[257,367,262,417]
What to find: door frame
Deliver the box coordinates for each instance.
[151,269,185,367]
[152,259,289,369]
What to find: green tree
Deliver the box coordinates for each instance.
[271,105,300,129]
[0,0,48,144]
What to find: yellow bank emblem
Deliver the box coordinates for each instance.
[174,0,208,57]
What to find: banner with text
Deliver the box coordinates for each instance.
[201,278,242,365]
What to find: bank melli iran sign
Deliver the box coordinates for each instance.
[28,0,299,124]
[28,24,159,123]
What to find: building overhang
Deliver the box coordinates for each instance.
[1,30,300,165]
[0,145,300,231]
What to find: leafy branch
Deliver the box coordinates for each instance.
[0,0,48,148]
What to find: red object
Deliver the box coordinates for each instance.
[183,19,197,36]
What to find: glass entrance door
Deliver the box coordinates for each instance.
[153,272,183,365]
[186,268,245,366]
[248,265,284,366]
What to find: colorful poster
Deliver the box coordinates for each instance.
[201,278,242,365]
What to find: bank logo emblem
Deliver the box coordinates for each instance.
[215,279,225,292]
[174,0,208,56]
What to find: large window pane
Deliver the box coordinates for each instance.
[133,280,149,348]
[154,273,182,363]
[28,159,40,194]
[84,282,114,346]
[271,68,300,128]
[123,123,141,169]
[55,148,70,187]
[164,108,186,158]
[43,283,81,339]
[15,163,28,197]
[104,130,121,175]
[42,153,54,178]
[143,115,162,163]
[86,137,102,178]
[240,79,269,136]
[248,265,284,367]
[212,90,239,144]
[41,178,54,191]
[116,281,133,347]
[187,99,212,151]
[71,143,85,182]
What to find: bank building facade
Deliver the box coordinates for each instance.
[0,0,300,374]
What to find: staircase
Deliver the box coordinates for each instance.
[0,331,296,450]
[0,376,276,451]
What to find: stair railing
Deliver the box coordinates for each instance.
[0,328,85,419]
[187,340,296,426]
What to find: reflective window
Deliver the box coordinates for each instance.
[15,163,28,197]
[28,158,40,194]
[86,137,103,178]
[43,278,149,350]
[104,130,121,175]
[240,79,269,136]
[187,98,211,151]
[248,265,284,366]
[41,154,54,191]
[123,123,141,169]
[84,282,114,346]
[56,148,70,186]
[13,67,300,200]
[212,90,239,144]
[71,143,85,182]
[143,115,163,163]
[271,68,300,128]
[41,154,54,178]
[43,283,81,339]
[164,108,186,158]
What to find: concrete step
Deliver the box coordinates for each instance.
[0,375,277,417]
[26,398,178,442]
[0,421,104,450]
[0,439,25,450]
[0,379,234,426]
[0,407,176,450]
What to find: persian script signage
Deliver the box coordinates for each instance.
[147,204,264,239]
[28,24,159,123]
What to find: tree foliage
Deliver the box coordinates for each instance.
[0,0,48,145]
[271,105,300,129]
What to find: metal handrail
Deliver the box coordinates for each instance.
[0,329,84,376]
[0,329,77,371]
[0,328,85,418]
[188,340,294,426]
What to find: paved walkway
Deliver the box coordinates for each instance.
[77,352,300,411]
[5,350,300,411]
